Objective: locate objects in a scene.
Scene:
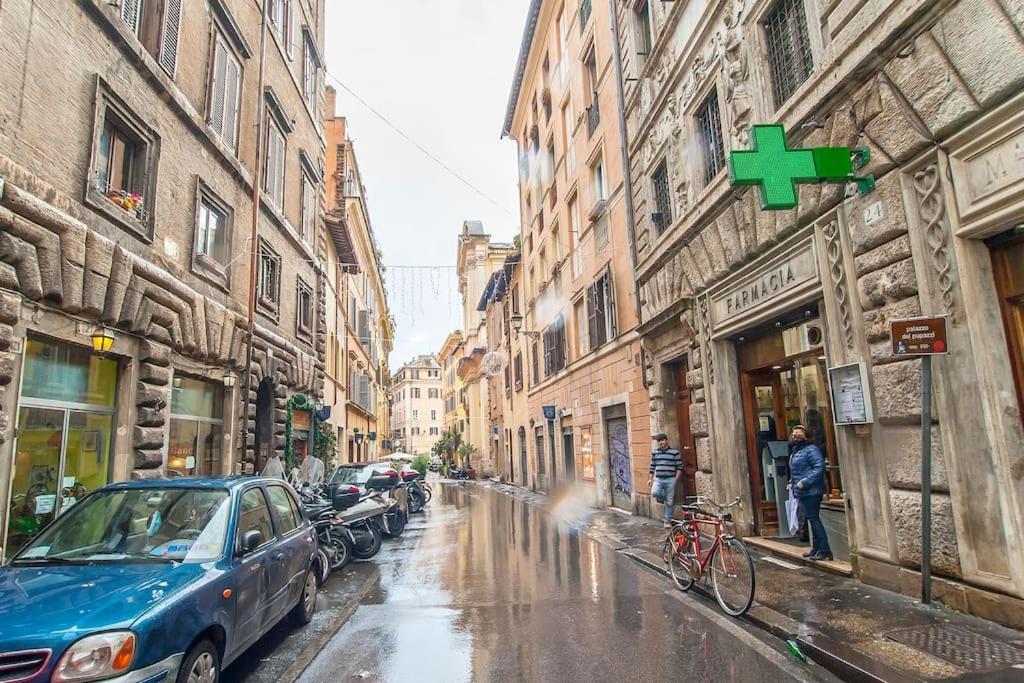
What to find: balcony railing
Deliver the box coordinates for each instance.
[580,0,592,33]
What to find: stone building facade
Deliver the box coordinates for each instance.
[615,0,1024,624]
[438,330,465,435]
[323,88,393,464]
[389,355,442,455]
[455,221,515,474]
[503,0,651,508]
[0,0,326,559]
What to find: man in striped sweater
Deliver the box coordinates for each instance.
[648,433,682,527]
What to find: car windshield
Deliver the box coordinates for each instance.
[329,466,372,485]
[12,487,231,564]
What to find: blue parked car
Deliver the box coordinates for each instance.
[0,477,319,683]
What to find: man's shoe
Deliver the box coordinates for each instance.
[663,521,672,528]
[808,552,833,561]
[801,551,815,558]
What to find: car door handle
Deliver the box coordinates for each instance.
[271,551,285,561]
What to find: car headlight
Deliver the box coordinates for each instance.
[53,631,136,682]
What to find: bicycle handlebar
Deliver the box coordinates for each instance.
[684,495,742,510]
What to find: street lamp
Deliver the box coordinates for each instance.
[222,371,238,389]
[90,327,116,355]
[509,312,541,340]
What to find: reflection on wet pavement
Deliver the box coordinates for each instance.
[298,483,819,682]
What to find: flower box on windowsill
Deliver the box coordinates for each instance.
[86,179,153,240]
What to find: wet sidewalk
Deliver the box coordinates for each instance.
[478,480,1024,682]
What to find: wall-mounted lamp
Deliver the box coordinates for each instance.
[91,327,116,355]
[509,313,541,340]
[223,371,238,389]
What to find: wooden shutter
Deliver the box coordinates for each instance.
[604,272,617,338]
[121,0,141,33]
[287,1,299,60]
[209,38,228,134]
[222,52,242,151]
[158,0,182,77]
[586,284,599,349]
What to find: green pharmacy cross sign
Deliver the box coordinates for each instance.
[729,125,875,210]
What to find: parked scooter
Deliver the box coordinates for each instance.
[449,466,474,480]
[402,470,428,513]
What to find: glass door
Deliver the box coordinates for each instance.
[991,232,1024,429]
[5,407,64,555]
[741,370,784,532]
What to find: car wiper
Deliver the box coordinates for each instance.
[11,556,84,565]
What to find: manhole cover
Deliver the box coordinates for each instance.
[885,624,1024,673]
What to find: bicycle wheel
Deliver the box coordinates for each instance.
[423,484,432,503]
[668,531,695,592]
[710,537,755,616]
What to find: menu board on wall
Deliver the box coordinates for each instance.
[827,362,874,425]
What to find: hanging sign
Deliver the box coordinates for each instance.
[890,316,949,356]
[729,125,874,210]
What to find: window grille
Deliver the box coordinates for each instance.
[695,89,725,185]
[763,0,814,108]
[651,160,672,234]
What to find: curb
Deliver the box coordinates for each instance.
[479,481,915,683]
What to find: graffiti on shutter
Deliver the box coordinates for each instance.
[159,0,182,77]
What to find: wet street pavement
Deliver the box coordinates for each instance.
[232,482,829,682]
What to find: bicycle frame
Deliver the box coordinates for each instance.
[670,509,741,580]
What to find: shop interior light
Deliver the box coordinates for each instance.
[91,327,116,355]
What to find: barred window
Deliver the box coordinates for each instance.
[763,0,814,108]
[651,160,672,234]
[695,89,725,185]
[257,240,281,311]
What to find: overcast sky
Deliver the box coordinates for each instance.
[323,1,527,369]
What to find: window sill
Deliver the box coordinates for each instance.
[191,254,230,293]
[84,186,153,242]
[257,298,280,322]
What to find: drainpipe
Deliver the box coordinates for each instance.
[608,0,642,317]
[241,0,269,473]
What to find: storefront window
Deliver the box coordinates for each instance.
[168,376,224,476]
[5,338,118,559]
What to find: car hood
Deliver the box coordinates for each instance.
[0,562,209,650]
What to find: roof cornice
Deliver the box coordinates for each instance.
[501,0,545,138]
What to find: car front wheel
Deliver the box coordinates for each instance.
[177,640,219,683]
[288,569,317,626]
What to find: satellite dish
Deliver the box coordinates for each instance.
[481,351,506,378]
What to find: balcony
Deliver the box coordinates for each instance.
[579,0,592,33]
[586,104,600,137]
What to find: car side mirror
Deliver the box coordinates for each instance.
[241,529,265,553]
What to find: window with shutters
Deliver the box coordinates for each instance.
[695,88,726,185]
[543,315,567,376]
[263,116,286,209]
[208,33,242,152]
[193,184,231,285]
[763,0,814,108]
[301,172,316,245]
[531,340,540,385]
[574,297,589,358]
[296,278,314,339]
[303,35,320,110]
[87,81,159,240]
[121,0,181,77]
[587,270,617,349]
[651,159,672,234]
[257,239,281,312]
[634,0,653,66]
[514,352,523,390]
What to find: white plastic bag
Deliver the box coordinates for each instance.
[786,493,800,535]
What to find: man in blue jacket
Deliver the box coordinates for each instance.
[788,425,833,561]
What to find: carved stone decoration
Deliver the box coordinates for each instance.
[698,295,714,385]
[822,220,855,350]
[913,164,958,321]
[665,95,690,215]
[721,0,752,149]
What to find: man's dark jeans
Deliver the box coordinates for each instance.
[798,494,832,556]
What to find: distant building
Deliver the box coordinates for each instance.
[438,331,466,435]
[456,221,516,474]
[390,355,443,455]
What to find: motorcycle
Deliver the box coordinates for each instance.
[449,466,474,480]
[402,470,428,513]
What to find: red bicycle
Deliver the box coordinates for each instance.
[661,496,755,616]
